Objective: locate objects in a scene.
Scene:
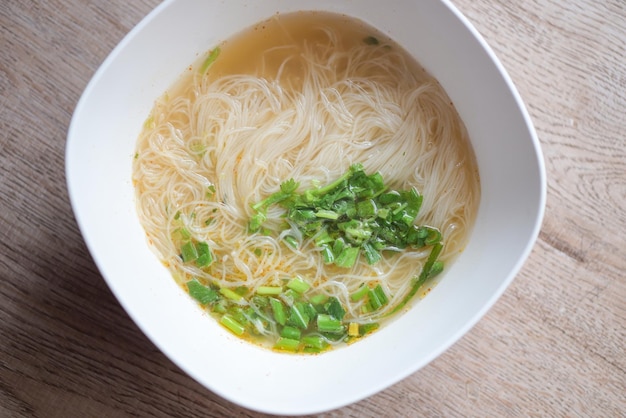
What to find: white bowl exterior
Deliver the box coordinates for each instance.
[66,0,546,415]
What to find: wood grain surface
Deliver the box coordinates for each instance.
[1,1,624,417]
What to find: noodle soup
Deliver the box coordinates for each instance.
[133,11,480,353]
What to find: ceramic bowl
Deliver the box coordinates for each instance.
[66,0,546,414]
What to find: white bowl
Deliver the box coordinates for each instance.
[66,0,546,415]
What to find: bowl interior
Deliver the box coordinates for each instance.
[66,0,545,415]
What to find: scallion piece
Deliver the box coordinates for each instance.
[248,212,267,233]
[181,241,198,262]
[320,244,335,264]
[274,337,300,351]
[317,314,344,334]
[283,235,298,249]
[270,297,286,326]
[256,286,283,296]
[220,287,243,301]
[247,164,438,272]
[288,303,310,329]
[424,227,442,245]
[175,227,190,239]
[359,322,380,335]
[356,199,377,218]
[368,288,383,311]
[212,301,227,314]
[302,335,327,349]
[350,284,369,302]
[335,246,359,268]
[373,284,389,305]
[429,260,444,278]
[315,209,339,220]
[186,279,219,304]
[324,297,346,320]
[287,276,310,294]
[200,47,221,73]
[314,229,334,246]
[195,241,213,267]
[389,242,443,315]
[362,242,381,265]
[220,314,245,335]
[309,294,328,305]
[280,326,302,340]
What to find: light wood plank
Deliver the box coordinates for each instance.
[1,0,624,416]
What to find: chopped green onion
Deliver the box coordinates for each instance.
[362,242,381,265]
[280,326,302,340]
[356,199,377,218]
[359,322,380,335]
[368,284,389,311]
[200,47,221,73]
[283,235,299,249]
[247,164,436,272]
[320,244,335,264]
[374,284,389,305]
[314,229,334,246]
[288,303,310,329]
[274,337,300,351]
[315,209,339,220]
[248,212,267,233]
[424,227,442,245]
[281,288,298,306]
[234,286,248,296]
[317,314,344,334]
[429,260,444,279]
[212,300,227,314]
[195,241,213,267]
[379,191,401,204]
[256,286,283,296]
[186,279,219,304]
[368,289,383,311]
[309,294,328,305]
[332,238,345,258]
[302,335,327,349]
[220,314,245,335]
[181,241,198,262]
[220,287,243,301]
[251,295,269,308]
[377,208,390,220]
[335,246,359,268]
[270,297,286,326]
[287,276,310,294]
[324,297,346,320]
[389,242,443,315]
[303,302,317,319]
[350,284,370,302]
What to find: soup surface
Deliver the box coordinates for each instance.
[133,11,480,353]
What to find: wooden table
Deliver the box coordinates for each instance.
[2,1,624,416]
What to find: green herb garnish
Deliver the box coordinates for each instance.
[200,47,221,73]
[180,240,214,268]
[389,242,444,315]
[248,163,442,269]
